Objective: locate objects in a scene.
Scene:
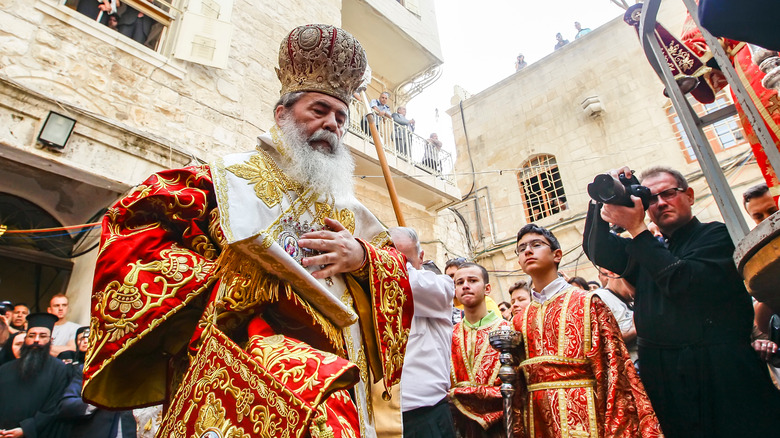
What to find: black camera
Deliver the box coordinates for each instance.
[587,173,652,210]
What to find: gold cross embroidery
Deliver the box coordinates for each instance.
[767,94,780,116]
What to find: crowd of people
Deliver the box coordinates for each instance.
[3,21,780,438]
[71,0,163,49]
[0,294,136,437]
[513,21,592,71]
[361,90,445,173]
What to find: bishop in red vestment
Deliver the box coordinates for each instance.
[82,24,414,438]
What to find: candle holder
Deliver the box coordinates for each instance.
[753,47,780,91]
[489,329,523,438]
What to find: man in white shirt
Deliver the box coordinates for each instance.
[594,268,638,362]
[47,294,80,357]
[388,227,456,438]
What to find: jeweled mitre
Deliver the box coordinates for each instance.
[276,24,368,105]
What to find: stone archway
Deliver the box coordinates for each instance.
[0,192,74,312]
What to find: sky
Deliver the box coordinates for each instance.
[406,0,628,160]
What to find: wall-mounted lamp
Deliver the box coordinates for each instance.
[37,111,76,150]
[581,96,604,118]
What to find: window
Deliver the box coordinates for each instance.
[396,0,421,15]
[65,0,175,52]
[666,91,747,162]
[517,155,567,222]
[62,0,233,68]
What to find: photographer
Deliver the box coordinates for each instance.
[582,165,780,438]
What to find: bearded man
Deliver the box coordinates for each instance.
[0,313,70,438]
[82,24,414,438]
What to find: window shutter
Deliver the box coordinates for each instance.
[172,0,233,68]
[404,0,421,16]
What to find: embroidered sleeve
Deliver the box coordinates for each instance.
[83,166,221,410]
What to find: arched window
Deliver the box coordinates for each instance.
[517,155,567,222]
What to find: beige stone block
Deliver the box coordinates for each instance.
[135,80,158,96]
[110,63,139,87]
[132,107,161,131]
[189,66,216,90]
[120,56,154,78]
[0,36,28,56]
[152,100,178,119]
[1,12,37,39]
[30,44,66,70]
[68,62,89,84]
[83,53,111,75]
[155,86,180,105]
[216,77,240,102]
[111,82,137,103]
[34,28,61,49]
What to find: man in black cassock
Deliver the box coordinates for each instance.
[583,165,780,438]
[0,313,70,438]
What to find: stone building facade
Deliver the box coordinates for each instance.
[0,0,461,324]
[446,1,763,301]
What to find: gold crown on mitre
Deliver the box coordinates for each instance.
[276,24,368,105]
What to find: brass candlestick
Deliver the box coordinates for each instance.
[489,329,523,438]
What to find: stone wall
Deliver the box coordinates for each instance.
[0,0,341,176]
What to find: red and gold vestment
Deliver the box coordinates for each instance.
[82,126,414,438]
[449,312,512,437]
[679,15,780,197]
[515,288,662,438]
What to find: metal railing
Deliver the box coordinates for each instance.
[348,100,454,183]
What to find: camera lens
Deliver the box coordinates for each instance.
[592,174,619,202]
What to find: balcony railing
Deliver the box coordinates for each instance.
[348,100,454,183]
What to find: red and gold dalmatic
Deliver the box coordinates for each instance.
[82,126,414,438]
[449,314,512,437]
[679,13,780,197]
[515,288,662,438]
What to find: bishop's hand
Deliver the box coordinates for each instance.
[299,217,366,279]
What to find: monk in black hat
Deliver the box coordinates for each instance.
[0,312,71,438]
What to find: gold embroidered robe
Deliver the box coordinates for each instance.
[449,314,511,437]
[515,287,662,438]
[83,126,414,438]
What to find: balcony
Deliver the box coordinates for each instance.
[345,100,461,210]
[341,0,443,91]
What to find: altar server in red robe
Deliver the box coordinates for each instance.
[514,224,663,437]
[449,262,512,438]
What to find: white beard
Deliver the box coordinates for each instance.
[277,114,356,200]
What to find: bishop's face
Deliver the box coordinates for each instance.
[276,92,348,154]
[274,92,356,199]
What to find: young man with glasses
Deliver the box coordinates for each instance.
[583,166,780,437]
[513,224,661,437]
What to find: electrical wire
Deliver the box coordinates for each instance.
[1,222,102,234]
